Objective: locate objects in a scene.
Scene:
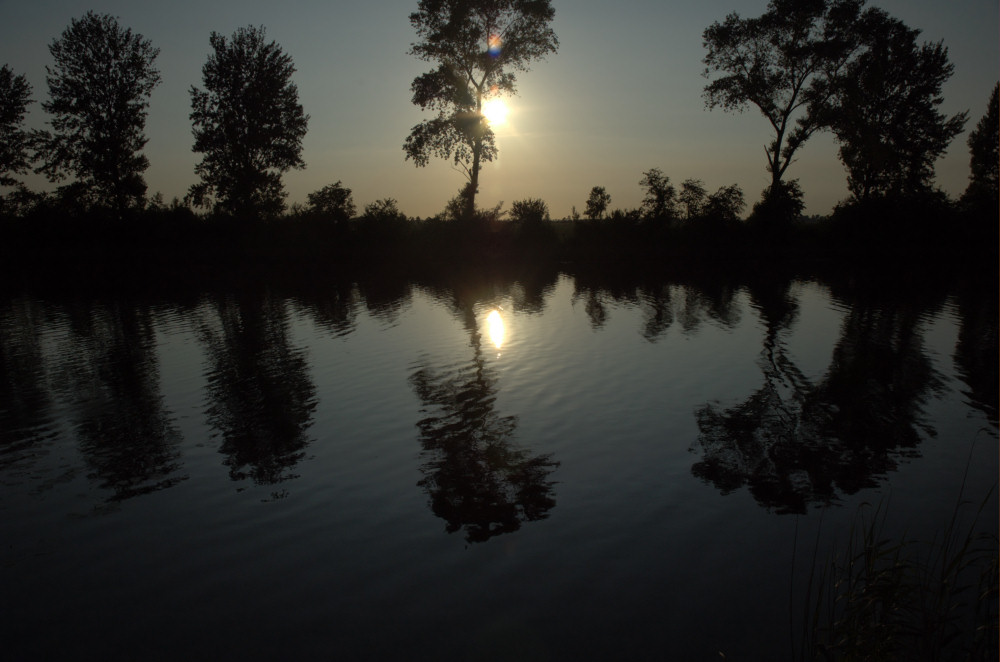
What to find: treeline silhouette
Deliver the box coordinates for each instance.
[0,185,994,286]
[0,7,996,277]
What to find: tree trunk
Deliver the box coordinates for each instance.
[467,140,480,220]
[466,89,484,220]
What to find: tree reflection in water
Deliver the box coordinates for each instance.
[692,276,946,513]
[0,298,57,471]
[952,284,998,428]
[58,301,185,501]
[569,267,743,339]
[201,290,316,490]
[410,274,559,544]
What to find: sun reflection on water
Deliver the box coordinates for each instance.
[486,309,505,349]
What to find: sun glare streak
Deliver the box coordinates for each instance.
[486,310,505,349]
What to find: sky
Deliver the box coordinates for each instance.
[1,0,997,218]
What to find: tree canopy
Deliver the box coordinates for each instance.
[307,181,355,223]
[189,26,309,219]
[639,168,677,221]
[34,12,161,215]
[823,10,966,200]
[702,0,863,191]
[509,197,549,224]
[585,186,610,220]
[0,64,33,207]
[964,83,999,208]
[404,0,558,218]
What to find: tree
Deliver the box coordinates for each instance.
[404,0,558,219]
[639,168,676,221]
[702,0,862,191]
[509,197,549,223]
[963,83,999,207]
[361,198,407,224]
[584,186,610,220]
[750,179,804,228]
[823,10,966,200]
[704,184,746,222]
[189,26,309,219]
[359,197,409,240]
[0,64,33,210]
[679,179,708,220]
[34,12,160,215]
[307,181,355,223]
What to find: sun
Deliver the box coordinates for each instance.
[481,97,509,126]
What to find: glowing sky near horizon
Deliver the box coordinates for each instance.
[1,0,996,218]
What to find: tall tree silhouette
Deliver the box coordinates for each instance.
[404,0,558,219]
[34,12,160,215]
[962,83,999,212]
[702,0,861,192]
[189,26,308,219]
[822,10,966,200]
[200,290,316,489]
[0,64,33,213]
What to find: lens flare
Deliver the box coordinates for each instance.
[486,310,505,349]
[488,34,501,57]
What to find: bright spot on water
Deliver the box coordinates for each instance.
[486,309,505,349]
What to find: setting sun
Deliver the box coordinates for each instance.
[482,98,509,126]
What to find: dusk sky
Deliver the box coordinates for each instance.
[2,0,997,218]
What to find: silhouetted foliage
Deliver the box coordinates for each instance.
[361,198,407,225]
[750,179,805,232]
[356,197,410,245]
[823,10,966,200]
[702,0,862,189]
[607,207,641,224]
[0,64,33,213]
[509,197,549,224]
[509,198,556,252]
[963,82,999,210]
[679,178,707,220]
[34,12,161,216]
[189,26,308,219]
[585,185,610,220]
[704,183,746,223]
[404,0,558,218]
[639,168,677,222]
[306,181,355,223]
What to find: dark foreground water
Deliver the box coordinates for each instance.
[2,265,996,660]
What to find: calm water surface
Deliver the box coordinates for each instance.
[2,267,996,660]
